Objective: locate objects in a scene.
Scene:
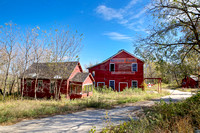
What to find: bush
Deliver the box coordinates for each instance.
[106,92,200,133]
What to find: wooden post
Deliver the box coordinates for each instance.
[158,80,159,93]
[160,79,162,93]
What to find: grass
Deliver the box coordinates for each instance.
[103,92,200,133]
[0,87,169,125]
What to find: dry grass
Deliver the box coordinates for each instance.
[0,88,169,125]
[103,92,200,133]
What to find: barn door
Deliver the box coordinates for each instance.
[119,82,128,92]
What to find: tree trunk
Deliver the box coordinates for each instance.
[9,79,15,95]
[3,63,11,101]
[34,78,38,100]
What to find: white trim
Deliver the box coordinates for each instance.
[109,63,115,72]
[132,80,138,88]
[119,82,128,92]
[132,63,138,72]
[83,83,93,86]
[97,82,105,87]
[109,80,115,90]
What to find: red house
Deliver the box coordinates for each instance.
[21,62,95,99]
[88,50,144,91]
[182,75,198,88]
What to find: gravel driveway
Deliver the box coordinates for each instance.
[0,90,194,133]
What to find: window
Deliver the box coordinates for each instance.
[50,81,55,94]
[25,80,32,91]
[110,63,115,72]
[92,71,95,77]
[109,80,115,90]
[26,80,32,89]
[132,81,138,88]
[132,63,137,72]
[37,80,43,92]
[97,82,105,88]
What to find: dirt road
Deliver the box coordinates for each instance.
[0,90,193,133]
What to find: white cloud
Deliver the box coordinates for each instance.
[104,32,132,41]
[95,0,149,32]
[96,5,123,20]
[124,0,139,10]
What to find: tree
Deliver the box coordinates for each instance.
[136,0,200,61]
[47,26,83,100]
[135,0,200,86]
[0,23,19,100]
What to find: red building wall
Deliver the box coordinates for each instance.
[88,50,144,91]
[22,79,68,98]
[182,77,198,88]
[22,63,84,99]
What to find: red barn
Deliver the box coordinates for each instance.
[182,75,198,88]
[21,62,95,99]
[88,50,144,91]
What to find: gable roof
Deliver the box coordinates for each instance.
[87,49,144,69]
[22,61,79,79]
[190,75,198,81]
[70,72,94,83]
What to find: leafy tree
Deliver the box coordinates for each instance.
[136,0,200,61]
[135,0,200,86]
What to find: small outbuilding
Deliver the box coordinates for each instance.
[21,61,95,99]
[182,75,198,88]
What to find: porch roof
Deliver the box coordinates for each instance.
[70,72,90,83]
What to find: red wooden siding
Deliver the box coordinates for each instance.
[88,50,144,91]
[21,62,94,99]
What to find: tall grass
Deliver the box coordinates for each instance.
[0,87,168,125]
[104,92,200,133]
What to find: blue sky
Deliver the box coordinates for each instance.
[0,0,151,68]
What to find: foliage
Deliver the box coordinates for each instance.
[105,92,200,133]
[135,0,200,85]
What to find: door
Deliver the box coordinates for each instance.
[119,82,128,92]
[109,80,115,90]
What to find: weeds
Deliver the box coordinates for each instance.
[104,92,200,133]
[0,87,168,125]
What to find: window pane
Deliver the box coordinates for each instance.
[50,82,55,94]
[109,81,115,90]
[110,64,115,72]
[132,64,137,72]
[132,81,138,88]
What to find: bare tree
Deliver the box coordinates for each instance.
[19,29,35,100]
[0,23,19,100]
[32,27,48,100]
[47,26,83,100]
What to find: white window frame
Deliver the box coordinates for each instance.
[109,63,115,72]
[132,80,138,88]
[132,63,138,72]
[118,82,128,92]
[97,82,105,87]
[109,80,115,90]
